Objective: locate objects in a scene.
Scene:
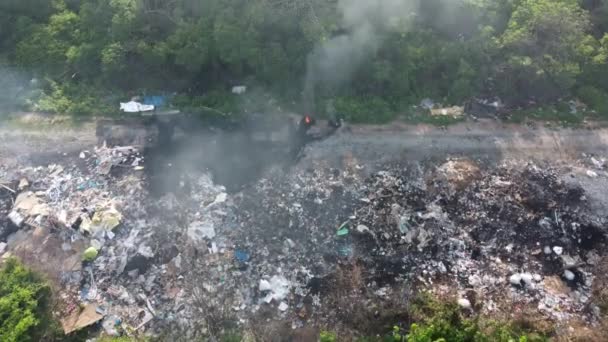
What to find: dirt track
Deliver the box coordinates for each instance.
[300,121,608,167]
[3,120,608,169]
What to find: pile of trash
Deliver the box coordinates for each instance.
[221,158,607,332]
[1,138,607,339]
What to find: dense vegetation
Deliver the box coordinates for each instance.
[0,258,53,342]
[1,0,608,120]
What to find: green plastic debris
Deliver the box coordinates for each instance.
[83,247,99,261]
[337,220,350,236]
[337,227,349,236]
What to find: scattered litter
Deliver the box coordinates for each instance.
[18,178,29,190]
[60,304,104,334]
[120,101,154,113]
[336,227,349,236]
[232,85,247,95]
[563,270,576,281]
[430,106,464,117]
[259,275,291,303]
[586,170,598,178]
[8,211,24,227]
[457,298,471,309]
[235,250,250,262]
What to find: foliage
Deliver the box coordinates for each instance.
[35,81,113,115]
[320,330,337,342]
[0,258,52,342]
[576,85,608,116]
[405,294,547,342]
[498,0,593,101]
[319,294,548,342]
[334,96,396,124]
[1,0,608,121]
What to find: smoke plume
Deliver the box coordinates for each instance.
[303,0,419,110]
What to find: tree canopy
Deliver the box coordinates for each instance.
[1,0,608,117]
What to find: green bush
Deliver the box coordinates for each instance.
[334,96,397,124]
[405,295,547,342]
[0,258,53,342]
[172,90,240,120]
[35,81,114,116]
[576,86,608,116]
[320,331,337,342]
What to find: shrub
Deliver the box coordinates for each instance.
[320,331,337,342]
[405,294,547,342]
[0,258,53,342]
[576,86,608,116]
[35,81,114,115]
[172,90,240,121]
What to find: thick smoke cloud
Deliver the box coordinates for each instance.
[303,0,419,109]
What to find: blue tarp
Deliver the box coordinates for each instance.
[142,95,167,107]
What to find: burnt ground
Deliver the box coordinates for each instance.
[1,118,608,341]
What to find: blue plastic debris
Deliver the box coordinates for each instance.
[142,95,167,107]
[235,250,250,262]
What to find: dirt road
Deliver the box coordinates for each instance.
[3,120,607,171]
[300,121,608,168]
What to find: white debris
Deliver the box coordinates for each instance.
[457,298,472,309]
[259,275,291,303]
[18,178,29,190]
[553,246,564,255]
[8,211,24,227]
[586,170,598,178]
[120,101,154,113]
[213,193,228,204]
[520,273,534,286]
[437,261,448,274]
[356,224,370,233]
[509,273,522,286]
[563,270,576,281]
[544,246,552,255]
[533,274,542,282]
[231,86,247,95]
[278,302,289,311]
[591,157,604,169]
[187,220,216,241]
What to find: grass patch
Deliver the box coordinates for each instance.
[505,105,585,126]
[319,293,549,342]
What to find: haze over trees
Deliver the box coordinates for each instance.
[1,0,608,119]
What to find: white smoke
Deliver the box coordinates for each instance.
[303,0,419,108]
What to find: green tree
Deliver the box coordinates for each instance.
[499,0,592,100]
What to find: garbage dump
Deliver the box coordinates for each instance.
[1,135,607,339]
